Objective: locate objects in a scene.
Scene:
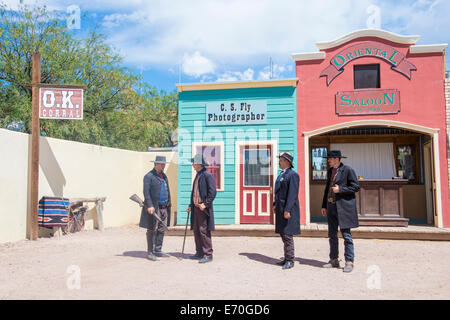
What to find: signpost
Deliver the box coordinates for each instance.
[28,52,85,240]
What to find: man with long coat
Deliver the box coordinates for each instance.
[274,152,300,270]
[139,156,171,261]
[321,150,359,273]
[186,154,216,264]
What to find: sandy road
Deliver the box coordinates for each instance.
[1,225,449,300]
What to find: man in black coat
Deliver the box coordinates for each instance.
[186,154,216,264]
[321,150,359,273]
[274,152,300,270]
[139,156,172,261]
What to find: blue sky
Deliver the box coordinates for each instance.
[3,0,450,92]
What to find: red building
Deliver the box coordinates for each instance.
[293,29,448,227]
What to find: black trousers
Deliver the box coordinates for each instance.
[193,206,213,258]
[280,233,295,262]
[146,206,168,253]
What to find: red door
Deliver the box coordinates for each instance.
[239,144,273,224]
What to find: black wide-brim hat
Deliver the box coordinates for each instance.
[278,152,294,168]
[324,150,347,158]
[191,154,209,166]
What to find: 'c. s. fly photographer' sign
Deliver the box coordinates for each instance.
[206,100,267,126]
[39,88,83,119]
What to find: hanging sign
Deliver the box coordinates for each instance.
[39,87,83,119]
[321,41,416,85]
[335,89,400,115]
[206,100,267,126]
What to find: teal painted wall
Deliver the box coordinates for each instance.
[177,86,297,225]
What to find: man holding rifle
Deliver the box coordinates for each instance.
[186,154,216,264]
[139,155,172,261]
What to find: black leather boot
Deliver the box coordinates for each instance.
[154,232,170,257]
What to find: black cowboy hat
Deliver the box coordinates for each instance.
[324,150,347,158]
[191,154,209,167]
[278,152,294,168]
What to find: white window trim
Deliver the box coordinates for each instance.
[192,141,225,192]
[235,140,278,224]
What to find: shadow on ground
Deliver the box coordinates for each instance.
[239,252,326,268]
[119,251,190,260]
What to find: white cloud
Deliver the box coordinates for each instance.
[2,0,449,85]
[258,64,288,81]
[217,68,255,82]
[182,51,215,78]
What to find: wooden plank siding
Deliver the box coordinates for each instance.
[177,86,297,225]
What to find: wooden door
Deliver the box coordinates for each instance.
[239,144,273,224]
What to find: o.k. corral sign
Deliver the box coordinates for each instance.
[335,89,400,116]
[39,87,83,119]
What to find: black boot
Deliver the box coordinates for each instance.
[154,232,170,257]
[146,229,156,254]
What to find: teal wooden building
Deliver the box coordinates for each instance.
[176,79,298,226]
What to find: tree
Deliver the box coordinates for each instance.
[0,3,178,151]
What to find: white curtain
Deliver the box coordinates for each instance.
[330,143,396,179]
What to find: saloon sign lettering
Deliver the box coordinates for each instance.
[39,88,83,119]
[321,41,416,85]
[335,89,400,116]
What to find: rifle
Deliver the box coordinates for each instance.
[129,194,169,231]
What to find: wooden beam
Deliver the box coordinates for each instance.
[29,52,41,241]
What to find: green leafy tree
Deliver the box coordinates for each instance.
[0,3,178,151]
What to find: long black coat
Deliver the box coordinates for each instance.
[321,162,360,229]
[139,168,171,229]
[189,168,216,231]
[274,168,301,235]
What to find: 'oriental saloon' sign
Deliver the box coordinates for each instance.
[335,89,400,116]
[321,41,416,85]
[39,88,83,119]
[206,100,267,126]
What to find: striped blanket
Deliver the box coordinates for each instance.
[38,196,69,228]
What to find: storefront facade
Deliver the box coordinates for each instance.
[176,80,297,225]
[293,29,448,227]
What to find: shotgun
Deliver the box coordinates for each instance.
[129,194,169,231]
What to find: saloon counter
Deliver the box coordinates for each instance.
[293,29,448,227]
[176,80,297,226]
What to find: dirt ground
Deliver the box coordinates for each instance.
[1,225,449,300]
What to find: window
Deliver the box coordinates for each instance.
[354,64,380,89]
[311,146,328,181]
[244,147,271,186]
[397,145,416,180]
[193,142,224,191]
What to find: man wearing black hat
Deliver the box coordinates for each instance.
[321,150,359,273]
[274,152,300,270]
[186,154,217,263]
[139,155,172,261]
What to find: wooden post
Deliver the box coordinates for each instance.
[29,52,41,240]
[95,199,104,231]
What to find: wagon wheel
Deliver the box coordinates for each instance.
[62,205,74,234]
[66,211,76,233]
[74,211,85,232]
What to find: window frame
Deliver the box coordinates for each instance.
[192,141,225,191]
[394,143,419,183]
[310,144,330,183]
[353,63,381,89]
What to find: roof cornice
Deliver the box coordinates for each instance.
[176,78,298,92]
[315,29,420,50]
[409,44,448,54]
[291,52,326,62]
